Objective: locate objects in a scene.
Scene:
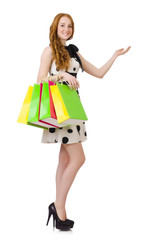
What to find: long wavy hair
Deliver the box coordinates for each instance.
[49,13,74,71]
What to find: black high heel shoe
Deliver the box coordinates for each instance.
[46,202,74,230]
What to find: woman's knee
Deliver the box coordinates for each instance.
[59,144,70,165]
[63,143,86,166]
[80,153,86,166]
[73,150,86,167]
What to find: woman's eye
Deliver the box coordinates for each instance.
[60,24,72,28]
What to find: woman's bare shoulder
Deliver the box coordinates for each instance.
[41,46,53,59]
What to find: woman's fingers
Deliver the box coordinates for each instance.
[76,80,80,88]
[68,78,79,90]
[125,46,131,53]
[69,79,75,89]
[121,46,131,55]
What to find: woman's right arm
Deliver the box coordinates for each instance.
[37,46,80,89]
[36,46,55,84]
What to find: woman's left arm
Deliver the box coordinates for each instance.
[77,46,131,78]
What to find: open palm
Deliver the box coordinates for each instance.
[114,46,131,57]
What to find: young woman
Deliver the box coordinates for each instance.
[37,13,131,230]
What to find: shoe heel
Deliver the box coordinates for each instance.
[53,216,56,228]
[46,210,52,226]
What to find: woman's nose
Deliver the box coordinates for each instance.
[64,26,70,31]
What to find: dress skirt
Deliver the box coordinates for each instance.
[41,122,87,144]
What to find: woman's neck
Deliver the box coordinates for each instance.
[60,39,67,46]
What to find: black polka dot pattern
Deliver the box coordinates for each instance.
[62,137,69,144]
[42,123,87,144]
[76,125,80,132]
[49,128,56,133]
[67,129,73,133]
[73,67,76,71]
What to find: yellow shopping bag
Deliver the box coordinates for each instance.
[17,86,33,124]
[50,84,69,124]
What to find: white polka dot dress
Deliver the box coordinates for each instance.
[41,44,87,144]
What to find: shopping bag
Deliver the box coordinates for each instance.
[50,82,88,125]
[17,86,46,129]
[27,84,55,129]
[39,82,68,127]
[17,86,33,124]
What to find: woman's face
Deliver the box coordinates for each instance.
[57,16,73,44]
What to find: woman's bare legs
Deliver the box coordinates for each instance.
[55,144,70,219]
[55,142,85,220]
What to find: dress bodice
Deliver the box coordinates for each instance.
[49,44,84,78]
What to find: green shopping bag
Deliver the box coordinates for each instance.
[50,82,88,125]
[27,84,53,129]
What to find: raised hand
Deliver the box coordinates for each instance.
[114,46,131,57]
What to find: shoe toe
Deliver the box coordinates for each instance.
[66,219,74,227]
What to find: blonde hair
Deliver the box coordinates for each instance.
[49,13,74,71]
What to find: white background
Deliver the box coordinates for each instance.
[0,0,159,239]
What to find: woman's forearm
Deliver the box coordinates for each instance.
[98,53,117,78]
[37,72,71,84]
[37,73,61,84]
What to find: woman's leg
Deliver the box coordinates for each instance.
[55,142,85,220]
[55,144,70,219]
